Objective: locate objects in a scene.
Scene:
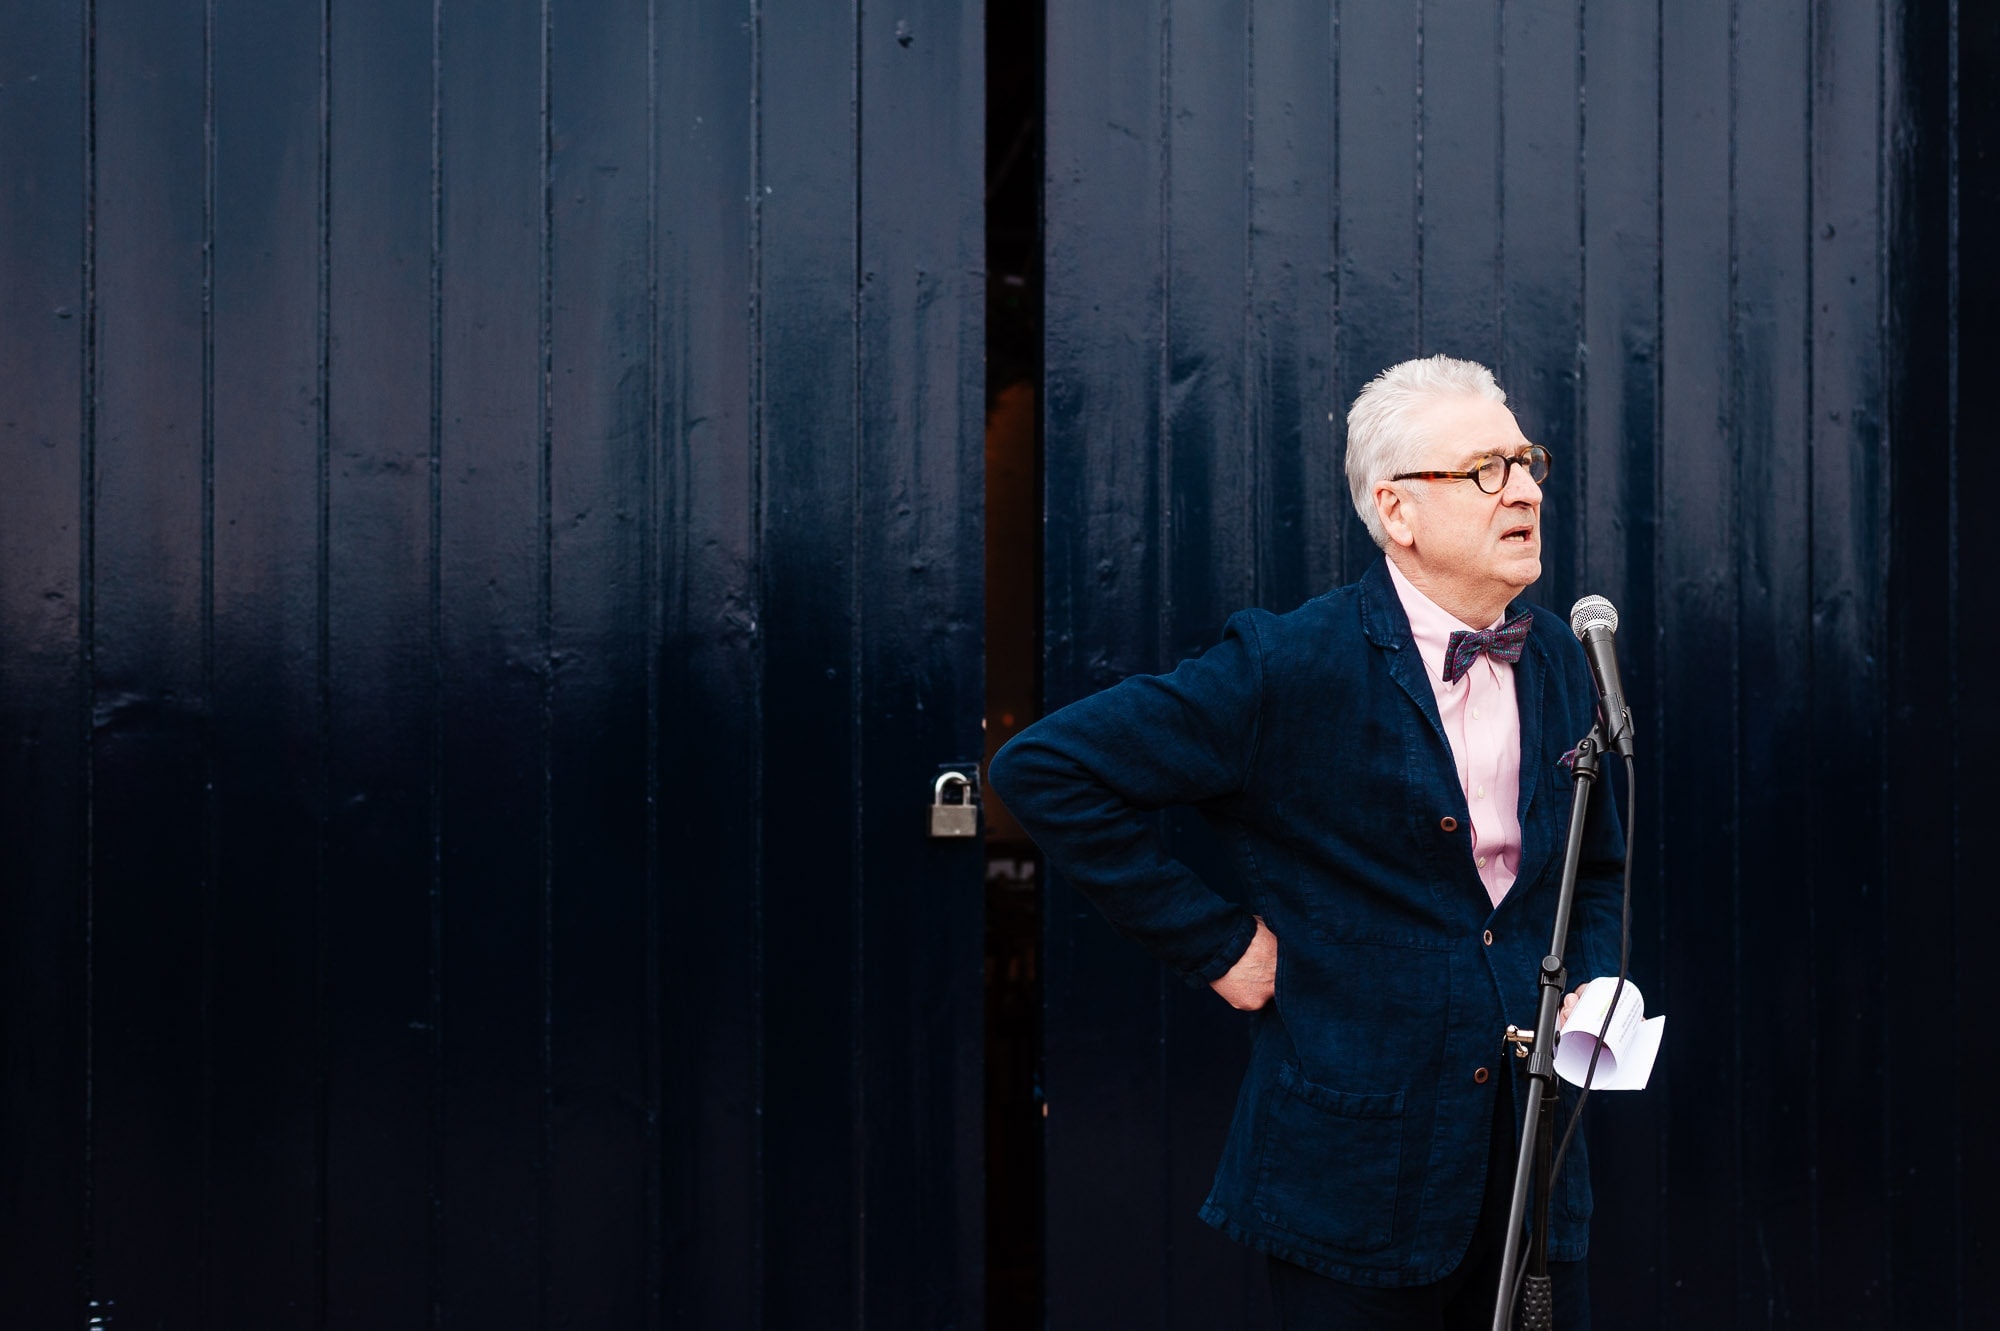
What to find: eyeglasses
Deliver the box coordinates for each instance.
[1391,444,1552,495]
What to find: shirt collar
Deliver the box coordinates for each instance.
[1385,558,1507,683]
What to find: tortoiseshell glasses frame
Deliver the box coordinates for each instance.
[1390,443,1553,495]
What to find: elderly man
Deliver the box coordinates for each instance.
[990,355,1623,1329]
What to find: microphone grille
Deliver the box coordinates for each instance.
[1569,594,1619,640]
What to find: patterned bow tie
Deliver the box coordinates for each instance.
[1441,613,1531,684]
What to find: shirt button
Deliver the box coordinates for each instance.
[1440,816,1459,832]
[1473,1067,1491,1084]
[1477,785,1486,799]
[1483,929,1494,946]
[1472,707,1481,720]
[1477,856,1487,869]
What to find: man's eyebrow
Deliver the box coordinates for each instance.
[1455,443,1537,466]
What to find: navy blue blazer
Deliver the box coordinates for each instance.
[989,556,1625,1285]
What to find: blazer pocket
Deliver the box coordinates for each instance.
[1251,1062,1405,1253]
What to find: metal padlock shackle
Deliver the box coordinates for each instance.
[929,769,979,838]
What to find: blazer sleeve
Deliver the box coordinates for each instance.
[987,611,1266,982]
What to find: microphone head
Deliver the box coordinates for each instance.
[1569,594,1619,640]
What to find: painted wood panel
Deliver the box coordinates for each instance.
[1042,2,1983,1327]
[0,3,985,1326]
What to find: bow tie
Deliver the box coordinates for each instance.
[1441,614,1531,684]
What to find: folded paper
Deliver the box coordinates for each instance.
[1553,978,1663,1091]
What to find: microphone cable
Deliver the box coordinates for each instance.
[1506,750,1636,1320]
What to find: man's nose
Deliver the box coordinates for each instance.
[1502,461,1542,503]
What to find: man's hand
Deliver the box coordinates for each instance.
[1210,916,1278,1011]
[1558,981,1590,1029]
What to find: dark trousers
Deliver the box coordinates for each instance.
[1265,1069,1592,1331]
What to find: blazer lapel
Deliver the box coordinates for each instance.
[1510,616,1563,897]
[1514,621,1547,825]
[1359,558,1451,756]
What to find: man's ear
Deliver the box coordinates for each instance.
[1374,481,1417,550]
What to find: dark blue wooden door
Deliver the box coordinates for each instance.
[0,2,985,1327]
[1042,2,1987,1328]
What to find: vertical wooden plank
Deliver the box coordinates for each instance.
[0,1,89,1321]
[1248,0,1337,612]
[1576,3,1664,1321]
[1956,3,1998,1313]
[436,0,548,1320]
[1333,0,1419,575]
[545,0,654,1325]
[1731,0,1817,1325]
[1579,1,1663,629]
[1420,0,1500,365]
[88,0,211,1322]
[1042,1,1170,1324]
[854,5,986,1326]
[205,0,326,1319]
[757,3,859,1324]
[1881,1,1958,1323]
[1657,0,1739,1322]
[1810,0,1890,1323]
[1499,0,1583,603]
[1164,0,1251,646]
[323,0,443,1320]
[655,1,758,1324]
[1161,5,1263,1330]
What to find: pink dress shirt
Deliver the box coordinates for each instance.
[1385,559,1523,907]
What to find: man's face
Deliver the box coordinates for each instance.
[1378,395,1544,608]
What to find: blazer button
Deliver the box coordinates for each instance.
[1473,1066,1491,1084]
[1482,929,1494,946]
[1440,815,1459,832]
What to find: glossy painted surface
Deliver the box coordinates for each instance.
[1043,3,1985,1327]
[0,2,984,1326]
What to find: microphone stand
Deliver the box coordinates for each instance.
[1489,724,1604,1331]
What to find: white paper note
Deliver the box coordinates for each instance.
[1552,978,1663,1091]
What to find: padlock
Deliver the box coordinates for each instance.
[930,771,978,838]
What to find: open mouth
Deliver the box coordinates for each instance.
[1501,525,1536,543]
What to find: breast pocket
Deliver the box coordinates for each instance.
[1251,1061,1405,1253]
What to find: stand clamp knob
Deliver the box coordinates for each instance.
[1504,1025,1535,1058]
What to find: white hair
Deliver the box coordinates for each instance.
[1343,354,1508,548]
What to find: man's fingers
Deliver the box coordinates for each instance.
[1212,969,1277,1012]
[1209,917,1279,1010]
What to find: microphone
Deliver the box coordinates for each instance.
[1568,595,1636,758]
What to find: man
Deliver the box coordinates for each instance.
[989,355,1624,1329]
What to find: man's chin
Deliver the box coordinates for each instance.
[1497,554,1541,589]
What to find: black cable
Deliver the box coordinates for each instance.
[1546,752,1636,1188]
[1506,751,1637,1319]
